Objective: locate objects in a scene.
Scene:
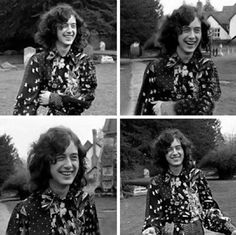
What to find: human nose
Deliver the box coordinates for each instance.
[172,147,178,155]
[188,29,195,38]
[64,157,73,168]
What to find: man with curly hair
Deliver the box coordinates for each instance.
[13,4,97,115]
[142,129,236,235]
[135,5,221,115]
[7,126,100,234]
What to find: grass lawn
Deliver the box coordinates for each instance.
[121,179,236,235]
[0,55,117,115]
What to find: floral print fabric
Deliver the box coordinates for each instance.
[13,49,97,115]
[143,168,236,235]
[135,53,221,115]
[7,188,100,235]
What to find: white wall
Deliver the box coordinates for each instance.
[85,145,102,170]
[207,16,231,40]
[230,14,236,38]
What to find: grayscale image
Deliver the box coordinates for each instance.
[121,118,236,235]
[121,0,236,115]
[0,0,117,115]
[0,117,117,234]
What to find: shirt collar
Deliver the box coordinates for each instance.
[46,48,78,65]
[40,186,84,210]
[164,167,189,183]
[166,52,201,70]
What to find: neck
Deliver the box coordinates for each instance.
[56,42,71,57]
[176,47,193,63]
[169,165,183,176]
[49,180,70,199]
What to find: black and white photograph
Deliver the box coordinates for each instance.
[0,117,117,235]
[0,0,117,115]
[121,118,236,235]
[121,0,236,115]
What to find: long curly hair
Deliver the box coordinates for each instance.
[35,3,89,51]
[153,128,194,172]
[27,126,87,193]
[158,4,210,56]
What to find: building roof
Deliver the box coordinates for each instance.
[83,140,102,152]
[103,119,117,135]
[205,3,236,33]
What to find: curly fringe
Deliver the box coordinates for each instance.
[35,3,89,52]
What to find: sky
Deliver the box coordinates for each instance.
[218,116,236,136]
[0,116,107,160]
[161,0,236,14]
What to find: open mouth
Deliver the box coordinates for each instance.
[60,171,74,176]
[185,41,197,46]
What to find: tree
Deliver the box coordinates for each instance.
[200,135,236,179]
[2,162,30,199]
[0,134,19,186]
[203,0,215,12]
[121,119,223,173]
[121,0,163,55]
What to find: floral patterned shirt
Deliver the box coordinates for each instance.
[143,168,236,235]
[135,53,221,115]
[7,188,100,235]
[13,49,97,115]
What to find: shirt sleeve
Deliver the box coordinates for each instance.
[197,170,236,234]
[135,61,157,115]
[48,55,97,114]
[6,203,29,235]
[175,59,221,115]
[142,177,164,234]
[81,194,100,235]
[13,54,42,115]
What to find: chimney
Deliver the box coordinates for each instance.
[197,0,203,14]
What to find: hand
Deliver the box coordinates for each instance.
[160,101,176,115]
[39,90,51,105]
[142,227,156,235]
[231,230,236,235]
[163,222,174,235]
[151,101,163,115]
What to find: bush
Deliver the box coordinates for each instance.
[2,165,30,199]
[200,141,236,179]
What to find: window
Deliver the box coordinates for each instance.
[211,28,220,39]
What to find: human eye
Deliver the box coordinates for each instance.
[175,145,182,151]
[194,27,201,33]
[71,23,77,29]
[167,147,173,153]
[70,154,79,161]
[182,26,190,33]
[56,154,66,161]
[58,23,68,30]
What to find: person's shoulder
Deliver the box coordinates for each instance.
[150,173,164,185]
[12,194,37,214]
[198,56,215,67]
[29,51,47,64]
[145,57,166,73]
[75,190,96,207]
[189,167,205,179]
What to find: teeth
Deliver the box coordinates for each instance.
[61,172,72,176]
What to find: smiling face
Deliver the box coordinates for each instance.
[177,16,202,56]
[165,138,184,168]
[49,140,79,189]
[56,15,77,48]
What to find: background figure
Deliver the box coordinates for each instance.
[13,4,97,115]
[135,5,221,115]
[6,126,100,234]
[142,129,236,235]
